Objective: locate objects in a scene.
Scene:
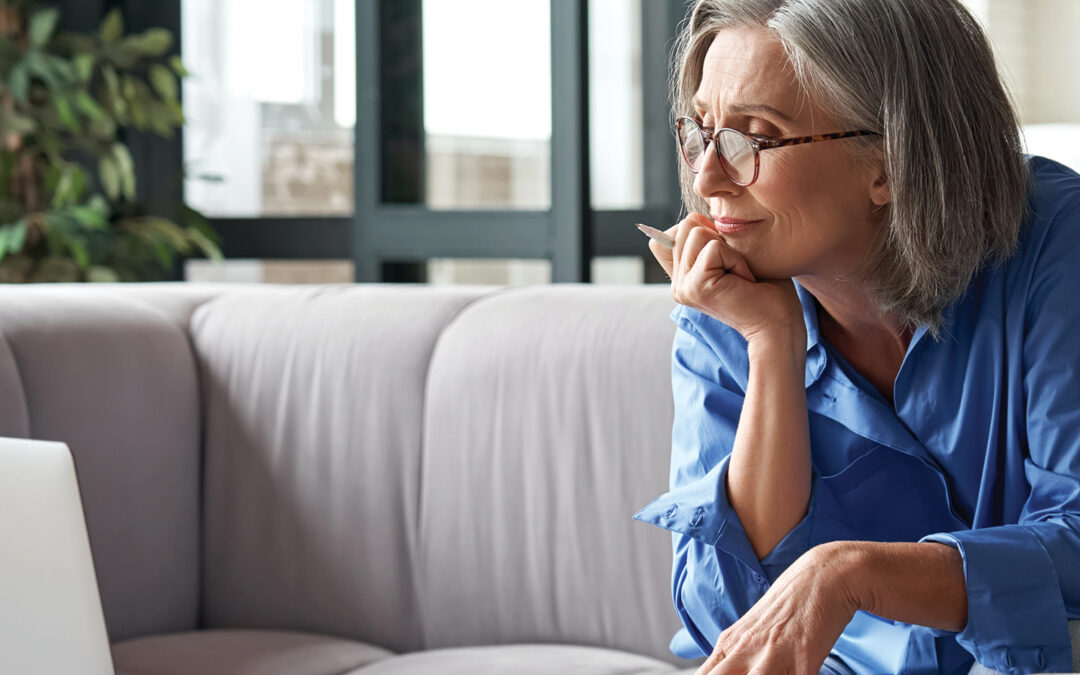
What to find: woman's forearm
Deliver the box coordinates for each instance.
[831,540,968,632]
[727,327,812,559]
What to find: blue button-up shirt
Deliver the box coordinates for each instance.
[634,156,1080,674]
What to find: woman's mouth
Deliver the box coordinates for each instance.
[712,215,765,235]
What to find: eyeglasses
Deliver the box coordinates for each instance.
[674,116,880,187]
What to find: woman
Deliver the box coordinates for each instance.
[632,0,1080,673]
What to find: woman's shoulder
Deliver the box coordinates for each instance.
[986,155,1080,328]
[1020,156,1080,250]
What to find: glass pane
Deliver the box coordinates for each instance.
[181,0,355,217]
[591,256,644,284]
[420,0,551,209]
[185,259,355,283]
[588,0,644,209]
[427,259,551,285]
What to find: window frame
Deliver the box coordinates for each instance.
[124,0,685,281]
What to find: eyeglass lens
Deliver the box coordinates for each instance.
[680,120,756,185]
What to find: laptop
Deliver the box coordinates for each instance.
[0,437,115,675]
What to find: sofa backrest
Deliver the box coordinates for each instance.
[1,283,686,664]
[0,284,239,642]
[416,285,681,661]
[192,283,684,662]
[193,285,493,654]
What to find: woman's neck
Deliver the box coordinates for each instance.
[795,274,913,403]
[796,275,910,348]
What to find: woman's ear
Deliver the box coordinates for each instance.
[870,172,891,207]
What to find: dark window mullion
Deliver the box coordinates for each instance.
[354,0,383,281]
[211,217,350,259]
[641,0,683,211]
[550,0,590,282]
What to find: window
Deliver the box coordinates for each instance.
[421,0,551,210]
[179,0,684,283]
[961,0,1080,172]
[182,0,356,217]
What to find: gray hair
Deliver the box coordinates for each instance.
[672,0,1028,336]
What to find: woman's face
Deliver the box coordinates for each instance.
[691,26,888,282]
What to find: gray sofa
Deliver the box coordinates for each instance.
[0,282,701,675]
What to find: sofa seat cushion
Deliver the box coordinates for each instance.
[344,644,699,674]
[112,629,393,675]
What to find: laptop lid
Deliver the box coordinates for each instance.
[0,437,115,675]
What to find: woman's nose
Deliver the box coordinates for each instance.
[693,143,742,199]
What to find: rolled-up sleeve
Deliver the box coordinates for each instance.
[920,525,1072,671]
[633,311,822,653]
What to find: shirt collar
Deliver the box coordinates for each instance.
[793,280,827,387]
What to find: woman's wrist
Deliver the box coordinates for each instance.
[746,321,807,368]
[809,541,871,617]
[811,540,968,632]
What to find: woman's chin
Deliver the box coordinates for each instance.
[726,246,788,282]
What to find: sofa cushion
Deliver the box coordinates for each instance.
[344,644,699,674]
[0,287,207,641]
[417,285,683,663]
[112,629,392,675]
[0,328,29,438]
[193,285,495,653]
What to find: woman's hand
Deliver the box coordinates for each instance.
[694,543,860,675]
[648,213,804,345]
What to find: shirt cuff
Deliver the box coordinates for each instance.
[758,473,819,582]
[669,626,708,659]
[634,455,764,578]
[634,455,819,582]
[920,528,1072,673]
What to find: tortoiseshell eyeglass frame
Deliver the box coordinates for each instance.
[674,116,881,187]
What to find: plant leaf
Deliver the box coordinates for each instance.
[101,65,126,119]
[122,29,173,57]
[43,54,77,83]
[179,203,222,245]
[122,75,148,128]
[86,194,110,216]
[51,165,73,207]
[112,143,136,201]
[0,108,36,134]
[54,95,79,131]
[69,205,108,229]
[69,166,88,204]
[100,8,124,44]
[168,54,189,77]
[9,62,30,103]
[73,53,95,82]
[0,219,28,260]
[69,238,90,268]
[147,103,175,137]
[29,8,60,47]
[24,51,61,91]
[186,226,224,261]
[74,91,106,121]
[99,156,120,200]
[87,265,120,283]
[139,217,191,251]
[149,64,178,102]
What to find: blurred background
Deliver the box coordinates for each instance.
[19,0,1080,285]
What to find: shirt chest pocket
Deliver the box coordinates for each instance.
[818,444,970,543]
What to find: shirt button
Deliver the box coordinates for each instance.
[752,573,766,585]
[663,504,679,521]
[690,506,705,527]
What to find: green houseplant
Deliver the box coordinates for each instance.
[0,2,222,282]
